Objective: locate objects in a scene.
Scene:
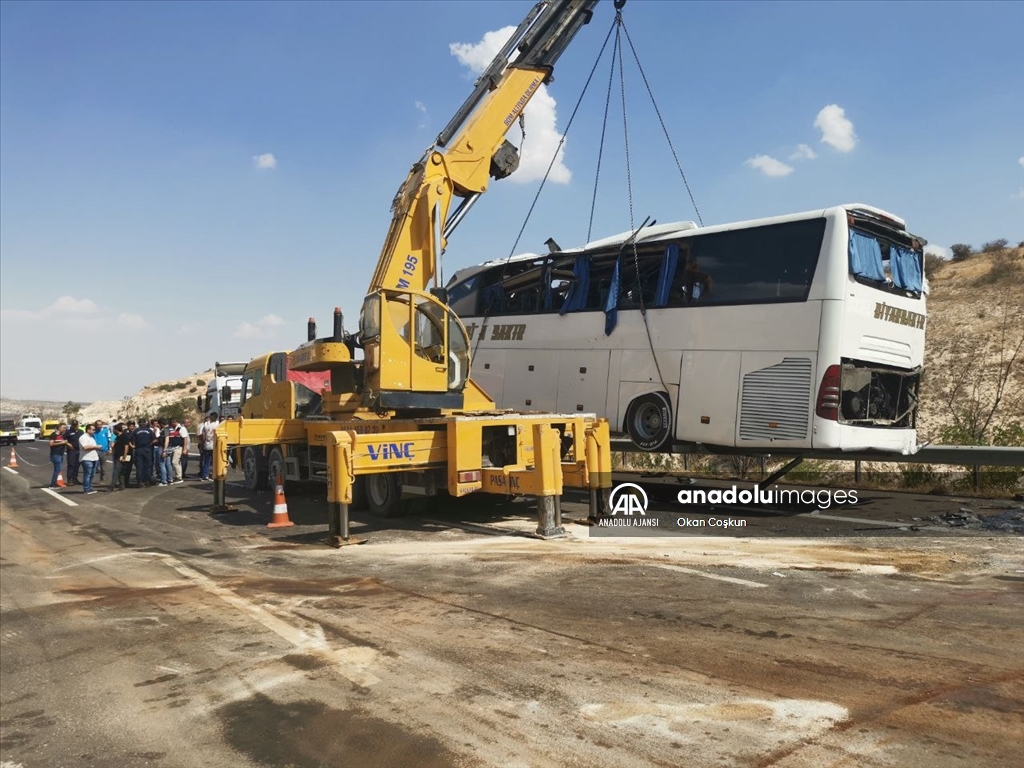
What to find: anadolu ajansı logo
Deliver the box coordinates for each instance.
[609,483,648,516]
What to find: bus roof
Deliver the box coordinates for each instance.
[447,203,916,287]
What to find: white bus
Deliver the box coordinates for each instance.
[446,204,926,454]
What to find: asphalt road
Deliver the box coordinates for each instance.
[2,440,1022,767]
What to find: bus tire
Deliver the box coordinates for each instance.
[625,393,672,452]
[366,473,403,518]
[242,446,269,492]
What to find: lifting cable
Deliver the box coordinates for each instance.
[612,7,672,408]
[473,11,619,357]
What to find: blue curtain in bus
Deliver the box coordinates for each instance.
[849,231,886,282]
[604,257,621,336]
[654,243,680,307]
[559,256,590,315]
[481,284,504,314]
[890,245,923,292]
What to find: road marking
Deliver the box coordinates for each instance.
[163,558,380,687]
[2,467,17,475]
[41,487,78,507]
[654,563,767,588]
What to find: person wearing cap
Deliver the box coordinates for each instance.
[93,420,113,482]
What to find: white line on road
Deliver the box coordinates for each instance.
[40,487,78,507]
[654,563,768,588]
[3,467,17,475]
[163,558,381,687]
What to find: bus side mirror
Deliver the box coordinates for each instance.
[222,385,232,403]
[197,395,204,411]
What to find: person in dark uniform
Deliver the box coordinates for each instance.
[48,423,68,488]
[64,421,83,485]
[110,424,133,491]
[131,420,155,487]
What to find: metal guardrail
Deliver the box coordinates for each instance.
[610,440,1024,468]
[610,440,1023,492]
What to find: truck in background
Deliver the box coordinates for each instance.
[197,362,247,419]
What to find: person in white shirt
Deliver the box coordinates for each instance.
[199,412,220,481]
[78,425,101,494]
[166,418,188,483]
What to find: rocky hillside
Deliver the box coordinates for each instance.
[0,370,214,426]
[917,247,1024,443]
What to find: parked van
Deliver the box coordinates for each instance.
[20,414,42,438]
[42,420,62,437]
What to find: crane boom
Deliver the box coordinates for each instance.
[370,0,599,293]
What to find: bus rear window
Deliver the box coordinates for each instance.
[849,225,924,297]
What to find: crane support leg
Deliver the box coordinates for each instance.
[210,432,237,514]
[534,423,565,539]
[327,431,364,547]
[586,419,613,521]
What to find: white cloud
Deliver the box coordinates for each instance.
[233,314,286,339]
[1018,156,1024,168]
[745,155,794,178]
[1,295,97,322]
[450,27,571,184]
[253,153,277,170]
[789,143,817,161]
[924,244,949,259]
[116,312,150,330]
[415,100,428,129]
[814,105,857,153]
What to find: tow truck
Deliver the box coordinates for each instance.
[214,0,615,543]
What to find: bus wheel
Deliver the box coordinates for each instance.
[267,447,286,491]
[625,393,672,452]
[242,446,269,492]
[366,473,403,517]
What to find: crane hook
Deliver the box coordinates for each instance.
[613,0,626,9]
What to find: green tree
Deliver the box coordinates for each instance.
[62,401,81,420]
[981,238,1009,253]
[950,243,973,262]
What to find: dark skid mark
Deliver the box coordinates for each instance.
[134,674,180,687]
[60,584,195,604]
[218,694,466,768]
[281,653,328,671]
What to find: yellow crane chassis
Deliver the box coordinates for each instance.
[212,412,612,545]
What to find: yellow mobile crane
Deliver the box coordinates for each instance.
[214,0,615,543]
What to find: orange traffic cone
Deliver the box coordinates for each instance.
[8,447,18,469]
[267,475,294,528]
[56,471,66,488]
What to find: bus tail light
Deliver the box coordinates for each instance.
[815,365,841,420]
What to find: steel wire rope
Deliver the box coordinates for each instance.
[619,19,703,226]
[615,10,673,433]
[471,14,618,358]
[586,21,621,242]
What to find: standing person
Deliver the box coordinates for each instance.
[78,424,100,495]
[166,418,187,484]
[199,412,219,481]
[110,424,133,491]
[48,423,68,488]
[93,420,112,482]
[152,419,169,486]
[180,418,193,478]
[65,420,83,485]
[131,419,155,487]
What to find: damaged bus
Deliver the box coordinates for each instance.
[446,204,926,453]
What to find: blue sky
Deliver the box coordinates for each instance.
[2,0,1022,402]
